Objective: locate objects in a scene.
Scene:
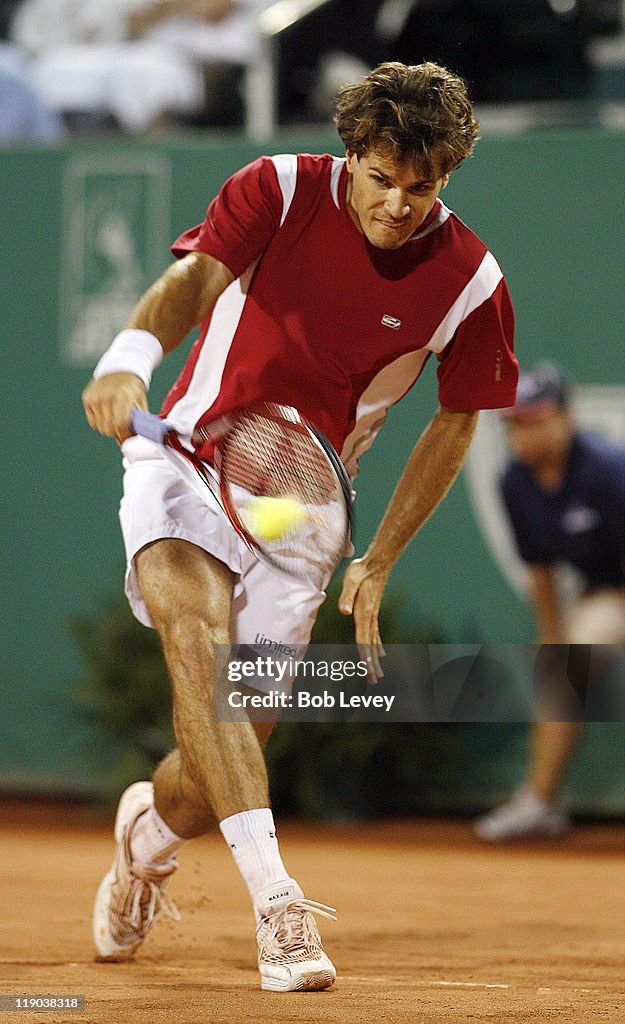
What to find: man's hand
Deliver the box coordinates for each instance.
[337,407,477,683]
[82,373,147,444]
[339,557,388,683]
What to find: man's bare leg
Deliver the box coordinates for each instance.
[133,538,314,915]
[474,718,576,842]
[151,720,276,840]
[527,720,582,802]
[95,536,336,988]
[135,538,270,823]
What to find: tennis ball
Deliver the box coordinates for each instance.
[243,496,308,541]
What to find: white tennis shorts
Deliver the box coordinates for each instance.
[119,435,328,652]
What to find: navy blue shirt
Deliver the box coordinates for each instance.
[501,432,625,589]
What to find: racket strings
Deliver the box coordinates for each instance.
[219,411,349,577]
[223,415,339,506]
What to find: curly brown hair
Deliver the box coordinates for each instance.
[335,61,479,176]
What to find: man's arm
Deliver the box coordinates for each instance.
[127,1,237,39]
[339,406,478,673]
[82,251,234,441]
[526,564,565,644]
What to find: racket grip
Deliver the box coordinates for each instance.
[131,408,172,445]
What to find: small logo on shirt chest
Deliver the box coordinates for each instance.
[381,314,402,330]
[561,506,601,533]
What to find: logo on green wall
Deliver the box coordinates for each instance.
[59,153,171,366]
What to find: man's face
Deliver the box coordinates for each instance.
[345,149,449,250]
[506,409,573,470]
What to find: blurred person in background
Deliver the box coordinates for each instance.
[0,38,64,139]
[475,362,625,841]
[0,0,64,139]
[9,0,270,132]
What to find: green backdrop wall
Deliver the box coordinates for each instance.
[1,128,623,806]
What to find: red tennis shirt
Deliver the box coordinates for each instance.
[162,153,517,474]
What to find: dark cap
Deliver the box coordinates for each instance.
[501,362,570,421]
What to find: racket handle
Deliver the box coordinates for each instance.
[131,408,172,445]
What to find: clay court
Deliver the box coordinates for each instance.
[1,805,623,1024]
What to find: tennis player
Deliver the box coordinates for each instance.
[82,61,518,991]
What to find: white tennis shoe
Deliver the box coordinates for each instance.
[93,781,180,961]
[474,787,571,842]
[255,879,337,992]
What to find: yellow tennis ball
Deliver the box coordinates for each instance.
[243,496,308,541]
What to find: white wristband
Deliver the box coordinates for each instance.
[93,329,164,389]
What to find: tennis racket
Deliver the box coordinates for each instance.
[131,403,353,581]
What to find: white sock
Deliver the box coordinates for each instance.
[521,787,551,810]
[219,808,292,914]
[130,807,186,865]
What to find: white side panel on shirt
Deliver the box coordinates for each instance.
[340,247,502,475]
[166,262,258,435]
[340,348,431,476]
[330,157,345,209]
[270,154,298,226]
[426,250,503,354]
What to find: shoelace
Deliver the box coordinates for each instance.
[261,898,336,953]
[127,862,181,932]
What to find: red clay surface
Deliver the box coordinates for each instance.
[0,804,623,1023]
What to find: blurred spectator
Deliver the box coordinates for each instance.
[0,40,64,139]
[9,1,270,132]
[475,363,625,841]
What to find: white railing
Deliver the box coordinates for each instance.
[244,0,335,139]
